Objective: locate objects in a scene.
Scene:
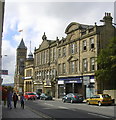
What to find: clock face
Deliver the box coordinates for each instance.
[20,58,24,62]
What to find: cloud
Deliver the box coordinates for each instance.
[2,40,16,84]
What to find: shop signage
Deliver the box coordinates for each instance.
[58,80,64,84]
[0,70,8,75]
[65,80,82,83]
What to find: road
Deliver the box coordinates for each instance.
[25,99,115,120]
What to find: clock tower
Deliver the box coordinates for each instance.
[14,39,27,93]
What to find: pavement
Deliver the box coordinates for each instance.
[1,101,42,119]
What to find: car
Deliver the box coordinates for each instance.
[40,93,52,100]
[62,93,84,103]
[33,92,40,99]
[24,92,37,100]
[86,94,113,106]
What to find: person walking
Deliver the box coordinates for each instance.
[13,93,18,108]
[20,93,25,109]
[7,91,12,109]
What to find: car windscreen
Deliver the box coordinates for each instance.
[27,93,35,95]
[102,94,110,98]
[73,93,83,97]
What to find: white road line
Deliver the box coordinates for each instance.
[44,103,54,106]
[58,106,69,109]
[88,112,111,118]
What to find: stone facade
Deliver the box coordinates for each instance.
[24,52,34,93]
[14,13,116,99]
[33,13,116,98]
[14,39,27,93]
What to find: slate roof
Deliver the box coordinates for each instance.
[18,39,27,49]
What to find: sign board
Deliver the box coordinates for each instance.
[0,70,8,75]
[83,76,90,85]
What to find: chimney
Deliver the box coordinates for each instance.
[103,12,113,25]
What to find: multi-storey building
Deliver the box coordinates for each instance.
[14,39,27,93]
[15,13,115,98]
[34,33,57,96]
[57,12,115,98]
[34,13,115,98]
[24,51,34,93]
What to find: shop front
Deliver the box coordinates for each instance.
[83,75,95,98]
[58,77,83,98]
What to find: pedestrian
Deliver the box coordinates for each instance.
[13,93,18,108]
[7,90,12,109]
[20,93,25,109]
[2,87,7,106]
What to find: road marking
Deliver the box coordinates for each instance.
[44,103,54,106]
[58,106,69,109]
[88,112,111,118]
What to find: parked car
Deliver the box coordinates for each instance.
[62,93,84,103]
[86,94,113,106]
[34,92,40,99]
[24,92,37,100]
[40,93,52,100]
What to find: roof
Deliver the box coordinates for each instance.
[18,39,27,49]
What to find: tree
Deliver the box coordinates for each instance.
[95,37,116,92]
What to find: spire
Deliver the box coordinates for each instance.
[18,38,27,49]
[27,40,33,59]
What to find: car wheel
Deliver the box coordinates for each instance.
[98,101,102,106]
[87,101,90,105]
[71,99,73,103]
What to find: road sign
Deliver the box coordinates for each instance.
[0,70,8,75]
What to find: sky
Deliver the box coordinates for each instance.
[1,0,115,84]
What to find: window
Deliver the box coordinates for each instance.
[83,58,87,72]
[62,47,66,57]
[83,40,87,51]
[58,64,62,75]
[69,61,75,74]
[58,49,61,57]
[90,38,94,49]
[71,43,75,54]
[69,43,75,54]
[90,58,95,71]
[62,63,66,74]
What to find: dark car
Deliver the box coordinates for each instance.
[62,93,84,103]
[40,93,52,100]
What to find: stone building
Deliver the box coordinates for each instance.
[14,13,115,98]
[24,51,34,93]
[34,13,115,98]
[34,33,57,96]
[14,39,27,93]
[57,12,115,98]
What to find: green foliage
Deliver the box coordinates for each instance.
[95,37,116,89]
